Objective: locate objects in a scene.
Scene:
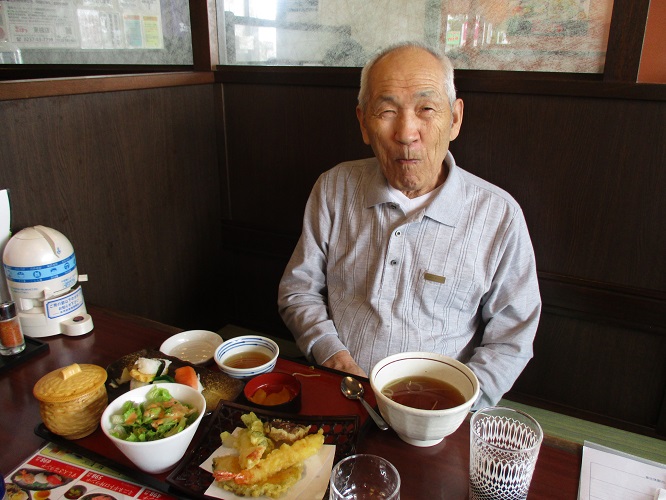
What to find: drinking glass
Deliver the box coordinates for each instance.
[469,406,543,500]
[329,454,400,499]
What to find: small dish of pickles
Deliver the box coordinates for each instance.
[243,372,301,413]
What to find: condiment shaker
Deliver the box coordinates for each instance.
[0,301,26,355]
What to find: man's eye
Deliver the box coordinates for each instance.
[378,109,396,117]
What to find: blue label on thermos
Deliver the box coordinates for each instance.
[4,253,76,283]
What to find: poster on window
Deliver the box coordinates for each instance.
[0,0,163,50]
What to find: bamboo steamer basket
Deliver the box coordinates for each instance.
[33,363,108,439]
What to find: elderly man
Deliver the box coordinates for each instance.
[278,42,541,408]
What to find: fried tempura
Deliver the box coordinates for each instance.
[212,412,326,495]
[264,419,310,444]
[213,455,303,498]
[234,430,324,485]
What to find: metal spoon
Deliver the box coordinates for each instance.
[340,376,389,430]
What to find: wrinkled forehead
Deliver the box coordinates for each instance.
[368,48,447,102]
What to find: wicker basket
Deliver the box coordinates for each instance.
[33,363,108,440]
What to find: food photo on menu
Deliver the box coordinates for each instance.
[2,443,178,500]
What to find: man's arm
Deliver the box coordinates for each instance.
[466,211,541,409]
[278,173,353,367]
[322,351,367,377]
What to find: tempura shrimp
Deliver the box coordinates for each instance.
[233,430,324,485]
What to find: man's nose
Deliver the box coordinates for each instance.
[394,112,420,145]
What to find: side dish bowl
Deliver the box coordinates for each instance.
[100,382,206,474]
[159,330,224,365]
[214,335,279,379]
[370,352,479,447]
[243,372,302,413]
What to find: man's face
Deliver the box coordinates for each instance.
[357,47,463,198]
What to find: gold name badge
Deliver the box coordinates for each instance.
[424,272,446,284]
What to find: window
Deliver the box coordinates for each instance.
[0,0,193,66]
[216,0,614,73]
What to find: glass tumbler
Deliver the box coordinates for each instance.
[329,454,400,499]
[469,406,543,500]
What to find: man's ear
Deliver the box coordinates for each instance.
[449,98,464,141]
[356,106,371,145]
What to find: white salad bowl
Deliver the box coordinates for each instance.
[100,382,206,474]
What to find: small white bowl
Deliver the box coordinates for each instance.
[159,330,223,365]
[370,352,479,447]
[214,335,279,379]
[100,383,206,474]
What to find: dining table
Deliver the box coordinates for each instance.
[0,305,583,499]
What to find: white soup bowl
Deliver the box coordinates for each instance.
[370,352,479,447]
[214,335,279,379]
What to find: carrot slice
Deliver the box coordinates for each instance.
[174,365,199,390]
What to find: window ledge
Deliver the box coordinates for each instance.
[0,71,215,101]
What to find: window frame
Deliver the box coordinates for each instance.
[0,0,659,102]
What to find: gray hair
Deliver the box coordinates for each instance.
[357,41,457,111]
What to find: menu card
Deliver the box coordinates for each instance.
[578,441,666,500]
[4,442,177,500]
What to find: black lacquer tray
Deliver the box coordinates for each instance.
[0,336,48,375]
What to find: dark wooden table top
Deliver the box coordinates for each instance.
[0,305,582,498]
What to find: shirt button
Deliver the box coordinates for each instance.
[395,230,402,236]
[390,259,398,265]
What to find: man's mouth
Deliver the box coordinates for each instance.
[396,158,420,166]
[396,149,421,163]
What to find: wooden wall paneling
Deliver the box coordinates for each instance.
[513,274,666,436]
[449,91,666,292]
[189,0,216,70]
[215,83,231,220]
[218,222,299,337]
[604,0,651,82]
[221,83,372,232]
[512,311,666,437]
[0,85,222,330]
[538,273,665,334]
[218,82,372,336]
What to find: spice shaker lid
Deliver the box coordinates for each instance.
[0,301,17,321]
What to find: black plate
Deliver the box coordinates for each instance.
[167,400,360,499]
[105,348,245,413]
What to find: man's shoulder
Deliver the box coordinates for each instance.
[327,157,378,174]
[455,165,522,212]
[317,158,379,187]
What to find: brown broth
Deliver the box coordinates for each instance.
[382,376,466,410]
[224,351,271,369]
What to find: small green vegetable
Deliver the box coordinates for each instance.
[109,386,199,442]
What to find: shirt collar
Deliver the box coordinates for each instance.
[364,152,465,227]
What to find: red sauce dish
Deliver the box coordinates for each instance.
[243,372,302,413]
